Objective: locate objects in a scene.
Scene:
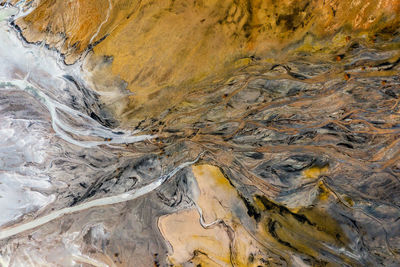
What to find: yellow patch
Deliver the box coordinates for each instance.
[234,57,252,68]
[303,165,329,179]
[317,180,331,201]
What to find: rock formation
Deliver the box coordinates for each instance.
[0,0,400,266]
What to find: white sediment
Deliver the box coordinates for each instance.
[0,156,200,240]
[0,4,173,240]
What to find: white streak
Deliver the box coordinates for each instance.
[0,155,201,240]
[89,0,112,44]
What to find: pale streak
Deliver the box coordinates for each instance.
[72,254,110,267]
[0,154,202,240]
[89,0,112,44]
[7,79,155,148]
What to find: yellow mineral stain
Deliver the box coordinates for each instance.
[318,180,332,201]
[303,165,329,179]
[255,195,353,264]
[343,195,355,207]
[234,57,253,68]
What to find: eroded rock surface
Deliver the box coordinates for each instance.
[0,1,400,266]
[5,0,400,121]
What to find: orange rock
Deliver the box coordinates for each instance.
[10,0,400,120]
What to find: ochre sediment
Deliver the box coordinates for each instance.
[159,165,353,266]
[7,0,400,120]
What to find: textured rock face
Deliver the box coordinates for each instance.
[0,0,400,266]
[8,0,400,120]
